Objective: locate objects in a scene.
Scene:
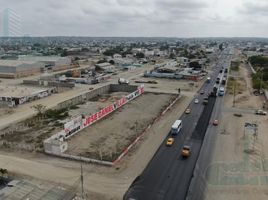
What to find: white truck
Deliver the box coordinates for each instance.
[118,78,129,85]
[218,87,225,96]
[171,120,182,135]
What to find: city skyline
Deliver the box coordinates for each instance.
[0,0,268,37]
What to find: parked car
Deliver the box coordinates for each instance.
[213,119,219,126]
[255,110,267,115]
[185,108,191,114]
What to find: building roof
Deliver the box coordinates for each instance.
[0,60,37,67]
[0,85,49,98]
[19,55,68,62]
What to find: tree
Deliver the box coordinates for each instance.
[136,52,145,58]
[189,61,201,69]
[109,60,115,65]
[0,168,8,178]
[32,104,46,116]
[219,43,224,51]
[169,53,176,59]
[61,49,68,57]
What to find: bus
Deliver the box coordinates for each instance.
[171,120,182,135]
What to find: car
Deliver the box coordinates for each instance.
[213,119,219,126]
[185,108,191,114]
[255,110,267,115]
[194,99,199,104]
[181,145,191,158]
[166,138,175,146]
[200,90,204,95]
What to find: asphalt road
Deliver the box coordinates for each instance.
[124,49,233,200]
[186,49,234,200]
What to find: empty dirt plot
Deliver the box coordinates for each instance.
[0,92,130,153]
[66,92,177,161]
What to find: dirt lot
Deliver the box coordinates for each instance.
[0,92,130,153]
[67,92,176,161]
[205,58,268,200]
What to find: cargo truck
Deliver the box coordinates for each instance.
[171,120,182,135]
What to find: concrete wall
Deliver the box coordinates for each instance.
[23,80,75,88]
[56,84,138,110]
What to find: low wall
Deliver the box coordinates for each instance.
[44,84,144,156]
[23,80,75,88]
[56,84,138,110]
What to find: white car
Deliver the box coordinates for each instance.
[194,99,199,104]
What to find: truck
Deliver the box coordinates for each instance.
[118,78,129,85]
[255,110,267,115]
[210,85,218,97]
[206,77,211,83]
[218,87,225,96]
[171,120,182,135]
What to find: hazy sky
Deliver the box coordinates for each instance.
[1,0,268,37]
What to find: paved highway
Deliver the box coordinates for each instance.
[124,48,233,200]
[186,48,234,200]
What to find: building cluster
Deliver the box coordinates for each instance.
[0,56,72,78]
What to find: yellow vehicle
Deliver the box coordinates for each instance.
[181,145,191,158]
[166,138,175,146]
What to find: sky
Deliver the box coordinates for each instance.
[0,0,268,37]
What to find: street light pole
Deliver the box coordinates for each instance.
[233,79,236,107]
[260,68,263,93]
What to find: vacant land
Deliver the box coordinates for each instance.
[67,92,176,161]
[0,92,129,153]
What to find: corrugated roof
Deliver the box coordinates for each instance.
[0,60,37,67]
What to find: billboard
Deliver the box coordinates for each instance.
[63,85,145,139]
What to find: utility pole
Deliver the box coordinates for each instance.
[233,79,236,107]
[80,159,85,199]
[260,69,263,93]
